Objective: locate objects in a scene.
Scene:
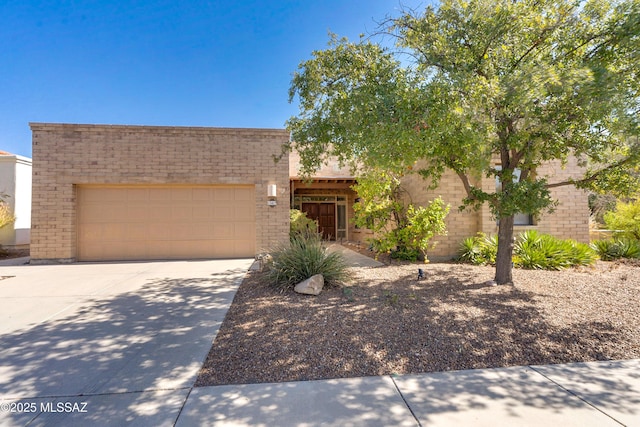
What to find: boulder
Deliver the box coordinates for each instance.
[294,274,325,295]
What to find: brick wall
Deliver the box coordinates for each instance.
[405,158,589,258]
[478,157,590,243]
[30,123,290,261]
[401,170,481,259]
[326,157,589,259]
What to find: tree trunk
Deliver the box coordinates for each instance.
[495,215,515,285]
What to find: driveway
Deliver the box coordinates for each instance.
[0,258,253,426]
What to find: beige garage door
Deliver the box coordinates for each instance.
[77,185,256,261]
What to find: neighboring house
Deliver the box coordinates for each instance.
[0,151,32,249]
[29,123,289,263]
[290,152,590,259]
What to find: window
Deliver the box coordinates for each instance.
[495,167,534,226]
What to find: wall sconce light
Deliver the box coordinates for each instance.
[267,184,277,207]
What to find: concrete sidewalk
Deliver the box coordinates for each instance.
[177,359,640,426]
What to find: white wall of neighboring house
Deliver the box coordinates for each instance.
[0,153,32,248]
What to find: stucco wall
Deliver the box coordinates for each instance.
[0,154,32,248]
[30,123,290,261]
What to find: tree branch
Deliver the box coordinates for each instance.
[546,154,638,189]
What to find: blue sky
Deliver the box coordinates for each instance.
[1,0,426,157]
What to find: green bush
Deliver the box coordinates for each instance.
[513,230,597,270]
[365,197,450,262]
[456,233,497,265]
[290,209,318,239]
[390,246,420,261]
[591,238,640,260]
[267,232,349,290]
[458,230,597,269]
[603,200,640,240]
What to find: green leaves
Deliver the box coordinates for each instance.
[353,173,450,261]
[287,0,640,280]
[287,34,430,177]
[604,199,640,240]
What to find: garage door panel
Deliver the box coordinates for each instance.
[193,206,212,220]
[213,206,234,220]
[125,223,149,241]
[145,223,164,240]
[78,224,103,242]
[192,188,212,201]
[148,208,168,221]
[126,188,149,201]
[171,188,192,201]
[233,224,255,240]
[149,188,172,201]
[214,188,234,201]
[234,240,255,257]
[105,224,128,241]
[212,223,235,239]
[78,185,255,261]
[126,206,149,222]
[234,188,254,201]
[233,207,254,222]
[171,206,193,221]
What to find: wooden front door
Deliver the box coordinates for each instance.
[302,203,336,240]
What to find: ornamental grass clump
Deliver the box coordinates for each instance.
[267,232,349,290]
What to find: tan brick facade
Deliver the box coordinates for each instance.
[294,153,590,259]
[30,123,290,262]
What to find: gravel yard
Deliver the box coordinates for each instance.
[196,259,640,387]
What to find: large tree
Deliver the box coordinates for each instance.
[287,0,640,284]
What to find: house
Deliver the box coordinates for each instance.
[29,122,589,263]
[29,123,289,263]
[0,151,32,249]
[290,153,590,259]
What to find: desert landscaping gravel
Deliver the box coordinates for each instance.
[196,260,640,387]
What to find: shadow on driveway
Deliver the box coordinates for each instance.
[0,266,247,425]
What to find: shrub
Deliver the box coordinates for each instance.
[457,233,497,265]
[513,230,597,270]
[458,230,597,269]
[267,232,349,290]
[591,238,640,260]
[290,209,318,239]
[365,197,450,262]
[390,246,420,262]
[603,200,640,240]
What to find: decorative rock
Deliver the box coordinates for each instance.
[294,274,325,295]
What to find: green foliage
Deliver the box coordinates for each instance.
[603,200,640,240]
[290,209,318,239]
[588,193,618,225]
[591,238,640,260]
[459,231,597,269]
[287,0,640,283]
[457,233,497,265]
[513,230,597,270]
[267,232,349,290]
[353,173,450,261]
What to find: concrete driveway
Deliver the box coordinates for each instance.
[0,258,253,426]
